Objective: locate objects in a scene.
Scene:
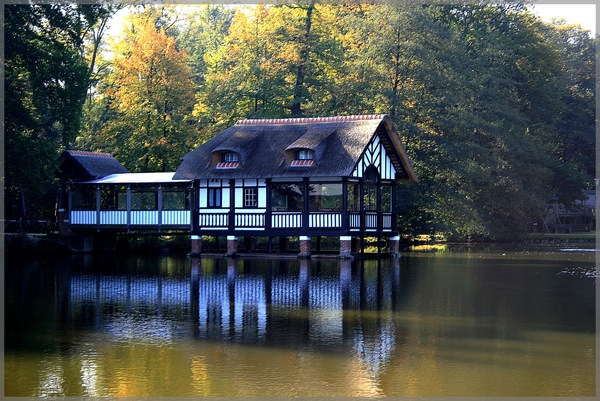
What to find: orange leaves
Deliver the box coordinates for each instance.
[101,9,197,172]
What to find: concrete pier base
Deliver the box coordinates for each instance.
[189,235,202,256]
[226,235,238,256]
[339,236,353,259]
[388,235,401,257]
[298,236,311,258]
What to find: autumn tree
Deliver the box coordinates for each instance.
[96,8,197,172]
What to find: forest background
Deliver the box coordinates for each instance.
[4,2,596,240]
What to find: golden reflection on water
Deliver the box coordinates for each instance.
[4,252,596,397]
[5,325,594,397]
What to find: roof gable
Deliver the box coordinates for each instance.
[174,115,417,182]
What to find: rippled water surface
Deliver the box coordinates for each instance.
[5,246,596,396]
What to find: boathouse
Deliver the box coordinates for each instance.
[175,114,417,256]
[59,115,417,257]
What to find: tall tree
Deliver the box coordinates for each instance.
[5,3,108,220]
[96,8,197,172]
[542,21,596,204]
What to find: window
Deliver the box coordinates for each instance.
[363,165,379,211]
[347,183,360,211]
[217,152,240,169]
[364,166,379,182]
[244,188,257,207]
[100,185,127,210]
[297,149,313,160]
[364,186,377,211]
[381,185,392,212]
[71,186,96,210]
[208,188,222,207]
[163,188,189,210]
[291,149,314,167]
[272,183,303,211]
[131,190,157,210]
[222,152,239,162]
[310,183,343,211]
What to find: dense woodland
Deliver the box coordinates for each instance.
[4,2,596,240]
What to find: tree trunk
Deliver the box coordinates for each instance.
[291,0,315,116]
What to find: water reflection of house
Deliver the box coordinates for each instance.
[544,190,596,233]
[65,258,401,370]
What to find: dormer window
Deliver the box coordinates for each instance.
[222,152,239,162]
[291,149,314,167]
[297,149,313,160]
[216,152,240,169]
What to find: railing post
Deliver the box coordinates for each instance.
[391,183,397,231]
[96,185,101,230]
[266,178,272,231]
[342,178,349,232]
[157,185,163,229]
[377,180,383,236]
[66,185,72,234]
[302,177,310,233]
[229,179,236,231]
[127,185,131,230]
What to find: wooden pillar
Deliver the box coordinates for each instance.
[157,185,163,229]
[243,236,256,252]
[96,185,101,231]
[279,236,290,252]
[302,177,310,231]
[352,236,362,253]
[57,187,69,236]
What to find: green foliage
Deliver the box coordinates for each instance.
[5,3,109,219]
[8,3,594,240]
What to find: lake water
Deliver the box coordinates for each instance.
[4,245,596,397]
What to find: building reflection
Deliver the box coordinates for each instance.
[65,256,402,375]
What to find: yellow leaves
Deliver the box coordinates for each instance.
[100,7,198,172]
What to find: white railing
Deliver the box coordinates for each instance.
[349,213,361,229]
[272,212,302,229]
[365,212,378,229]
[235,213,265,228]
[70,208,393,232]
[382,213,393,229]
[349,212,394,231]
[309,212,342,228]
[199,213,228,228]
[130,211,158,225]
[70,210,96,225]
[100,211,127,225]
[162,210,190,226]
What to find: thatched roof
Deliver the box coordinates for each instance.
[56,150,128,181]
[174,115,417,182]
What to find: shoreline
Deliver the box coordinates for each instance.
[4,231,597,258]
